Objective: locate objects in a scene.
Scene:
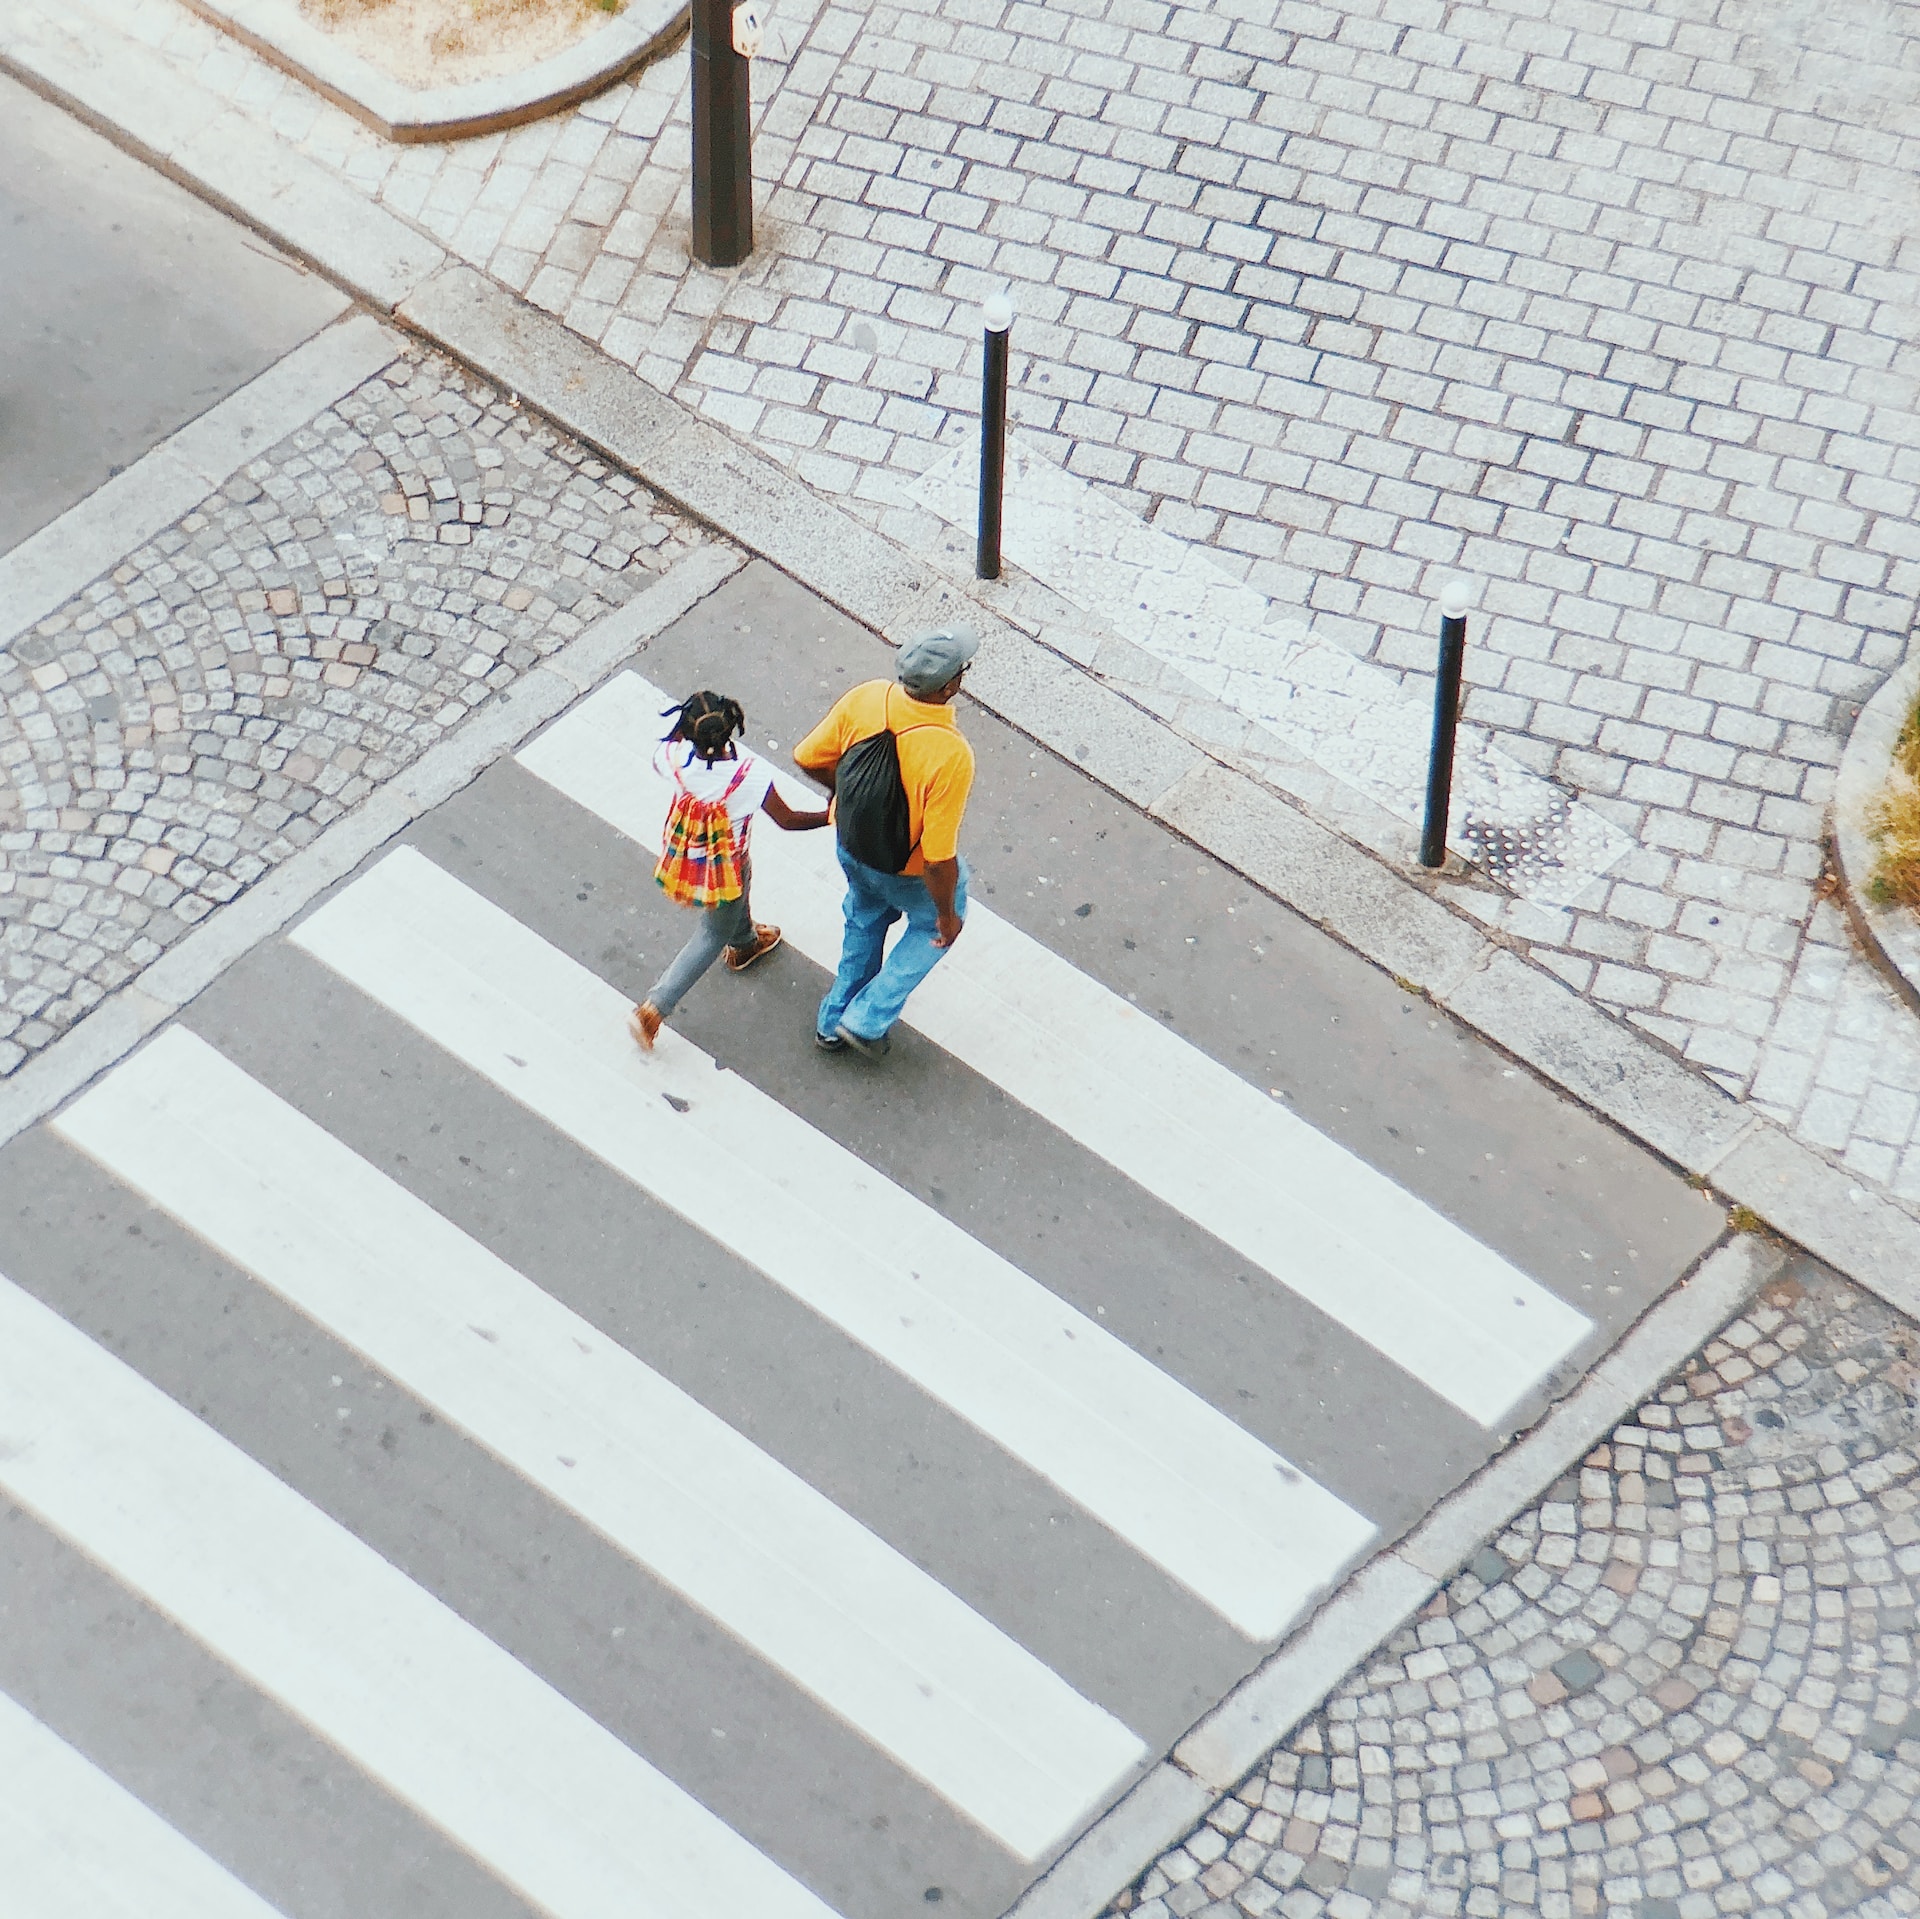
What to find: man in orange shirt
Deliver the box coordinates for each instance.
[793,626,979,1057]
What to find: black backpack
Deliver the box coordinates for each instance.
[835,689,934,874]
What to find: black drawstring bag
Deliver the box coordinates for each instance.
[834,689,931,874]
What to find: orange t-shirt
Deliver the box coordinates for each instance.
[793,680,975,876]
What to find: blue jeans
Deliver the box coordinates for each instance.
[817,845,969,1043]
[646,866,755,1017]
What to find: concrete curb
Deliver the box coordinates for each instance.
[1831,648,1920,1018]
[179,0,686,143]
[0,311,403,651]
[1007,1234,1783,1917]
[0,543,743,1148]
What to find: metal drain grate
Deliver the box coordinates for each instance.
[1453,744,1616,900]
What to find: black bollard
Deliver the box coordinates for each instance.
[977,293,1012,580]
[691,0,753,268]
[1419,582,1473,869]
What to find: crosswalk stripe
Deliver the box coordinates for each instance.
[0,1273,841,1919]
[0,1687,286,1919]
[517,672,1592,1428]
[56,1026,1148,1862]
[290,847,1376,1642]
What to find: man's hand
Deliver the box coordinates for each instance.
[924,856,964,948]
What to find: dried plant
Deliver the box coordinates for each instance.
[1866,697,1920,909]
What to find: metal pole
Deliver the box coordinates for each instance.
[1420,580,1473,869]
[977,293,1012,580]
[691,0,752,268]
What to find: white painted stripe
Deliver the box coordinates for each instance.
[517,673,1593,1428]
[0,1274,839,1919]
[291,848,1375,1642]
[0,1688,286,1919]
[57,1028,1146,1861]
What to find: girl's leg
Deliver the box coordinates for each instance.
[644,875,756,1017]
[646,904,731,1017]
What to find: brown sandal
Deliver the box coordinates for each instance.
[724,923,783,972]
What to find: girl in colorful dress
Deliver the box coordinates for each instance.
[630,690,829,1049]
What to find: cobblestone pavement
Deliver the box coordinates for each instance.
[1114,1256,1920,1919]
[28,0,1920,1204]
[0,342,707,1073]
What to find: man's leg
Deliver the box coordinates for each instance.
[838,857,969,1042]
[815,851,898,1040]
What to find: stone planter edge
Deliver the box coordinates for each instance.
[178,0,687,142]
[1831,645,1920,1016]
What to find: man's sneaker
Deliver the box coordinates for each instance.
[813,1030,847,1052]
[629,1002,663,1051]
[834,1024,890,1059]
[725,923,783,972]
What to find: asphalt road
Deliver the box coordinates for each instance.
[0,560,1726,1919]
[0,71,345,554]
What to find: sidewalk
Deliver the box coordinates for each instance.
[17,0,1920,1212]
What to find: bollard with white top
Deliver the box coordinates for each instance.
[976,292,1013,580]
[1420,579,1473,869]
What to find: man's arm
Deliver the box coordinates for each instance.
[922,856,963,948]
[916,745,972,947]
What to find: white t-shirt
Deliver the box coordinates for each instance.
[654,742,775,849]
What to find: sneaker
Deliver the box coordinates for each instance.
[629,1002,662,1051]
[834,1024,890,1059]
[725,923,783,972]
[813,1030,847,1053]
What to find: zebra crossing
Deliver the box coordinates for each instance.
[0,582,1722,1919]
[521,674,1593,1429]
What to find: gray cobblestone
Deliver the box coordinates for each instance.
[0,342,705,1073]
[1112,1260,1920,1919]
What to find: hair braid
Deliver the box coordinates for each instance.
[661,690,747,763]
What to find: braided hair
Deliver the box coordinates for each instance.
[661,690,747,763]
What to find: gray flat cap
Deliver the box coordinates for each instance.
[896,623,981,696]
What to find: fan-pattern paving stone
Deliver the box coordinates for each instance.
[0,342,708,1073]
[1113,1259,1920,1919]
[39,0,1920,1204]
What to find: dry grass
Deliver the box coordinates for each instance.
[301,0,622,87]
[1866,697,1920,909]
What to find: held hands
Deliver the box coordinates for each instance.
[763,789,831,832]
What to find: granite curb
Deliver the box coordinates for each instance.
[179,0,686,143]
[1832,648,1920,1021]
[0,0,446,311]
